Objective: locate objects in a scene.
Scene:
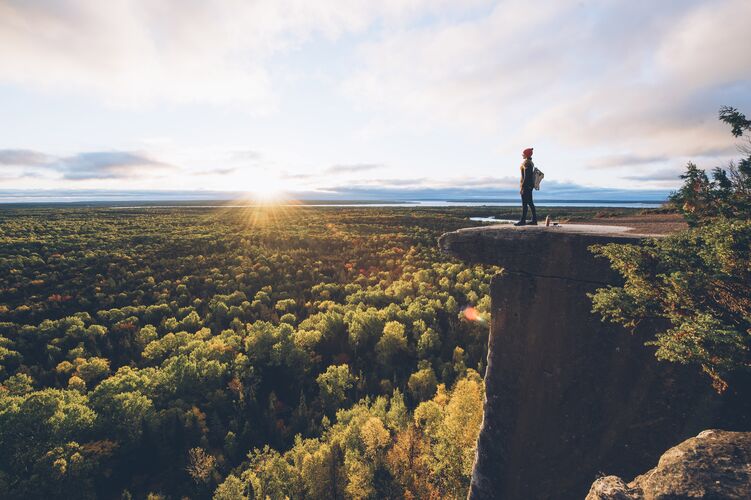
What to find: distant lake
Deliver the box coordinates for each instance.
[469,217,516,223]
[107,200,663,209]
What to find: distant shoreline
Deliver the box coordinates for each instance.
[0,199,664,209]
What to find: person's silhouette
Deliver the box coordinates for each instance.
[515,148,537,226]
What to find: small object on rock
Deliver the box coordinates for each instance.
[545,215,551,227]
[585,430,751,500]
[586,476,640,500]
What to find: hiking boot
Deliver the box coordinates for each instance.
[514,221,526,226]
[528,220,538,225]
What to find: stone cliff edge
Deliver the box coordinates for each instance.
[439,224,747,500]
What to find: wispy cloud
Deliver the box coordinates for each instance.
[325,163,383,174]
[589,154,672,169]
[194,167,239,176]
[345,0,751,159]
[0,0,483,107]
[0,149,53,166]
[57,152,175,180]
[311,181,670,202]
[229,150,263,163]
[323,175,519,190]
[0,149,176,181]
[622,168,688,182]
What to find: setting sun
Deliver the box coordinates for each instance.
[241,172,285,202]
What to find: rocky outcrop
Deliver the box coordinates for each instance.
[586,430,751,499]
[439,224,749,500]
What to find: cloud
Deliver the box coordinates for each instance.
[621,168,686,182]
[0,149,176,181]
[344,0,751,159]
[311,181,669,202]
[1,1,747,193]
[325,163,383,174]
[229,151,263,163]
[341,177,429,187]
[0,188,248,203]
[589,154,672,170]
[280,171,316,180]
[51,152,173,180]
[0,149,53,166]
[0,171,45,181]
[0,0,487,107]
[322,175,519,190]
[655,1,751,89]
[274,163,383,182]
[194,167,238,176]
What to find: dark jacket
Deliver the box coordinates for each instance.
[520,159,535,190]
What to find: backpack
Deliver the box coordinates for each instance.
[533,168,544,190]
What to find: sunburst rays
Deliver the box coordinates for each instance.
[210,195,303,231]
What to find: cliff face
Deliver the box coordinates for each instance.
[439,225,748,500]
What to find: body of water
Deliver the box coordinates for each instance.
[107,200,663,209]
[469,217,516,223]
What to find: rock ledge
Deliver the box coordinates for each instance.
[586,430,751,500]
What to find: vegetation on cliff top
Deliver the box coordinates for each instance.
[591,107,751,391]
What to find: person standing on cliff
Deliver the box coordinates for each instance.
[515,147,538,226]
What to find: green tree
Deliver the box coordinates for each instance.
[346,308,384,352]
[590,220,750,391]
[317,364,355,414]
[2,373,34,395]
[408,364,438,402]
[213,474,247,499]
[375,321,408,368]
[592,106,751,391]
[75,357,111,385]
[0,389,98,496]
[719,105,751,138]
[242,445,303,499]
[669,107,751,222]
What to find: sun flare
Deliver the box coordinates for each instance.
[241,172,285,202]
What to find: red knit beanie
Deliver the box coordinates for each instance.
[523,148,533,158]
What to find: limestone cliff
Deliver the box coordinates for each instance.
[439,224,749,500]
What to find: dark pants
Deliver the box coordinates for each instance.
[521,188,537,222]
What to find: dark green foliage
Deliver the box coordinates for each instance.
[592,107,751,391]
[719,105,751,138]
[669,107,751,223]
[590,220,751,391]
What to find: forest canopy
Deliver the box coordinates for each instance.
[0,205,498,499]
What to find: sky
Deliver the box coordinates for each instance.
[0,0,750,202]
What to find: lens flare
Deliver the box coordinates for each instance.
[462,306,487,324]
